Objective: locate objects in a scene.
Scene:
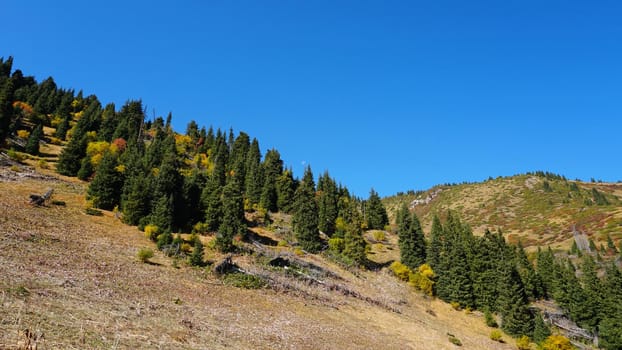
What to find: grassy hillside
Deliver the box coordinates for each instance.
[384,174,622,253]
[0,162,523,349]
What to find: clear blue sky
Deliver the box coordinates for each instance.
[2,1,621,197]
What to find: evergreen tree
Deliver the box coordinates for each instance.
[342,204,368,265]
[397,204,426,270]
[0,77,15,145]
[260,149,283,211]
[244,138,263,206]
[201,177,223,231]
[121,171,151,225]
[87,151,123,210]
[276,168,296,213]
[599,264,622,350]
[365,188,388,230]
[178,169,206,231]
[516,241,541,300]
[77,156,94,181]
[532,312,551,344]
[498,263,534,337]
[317,171,338,235]
[151,194,174,234]
[292,166,321,253]
[216,178,245,252]
[189,235,204,266]
[536,247,555,298]
[54,115,70,140]
[427,215,443,270]
[24,124,43,155]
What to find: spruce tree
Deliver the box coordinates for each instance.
[24,124,42,155]
[216,178,245,252]
[606,234,617,253]
[532,313,551,344]
[54,115,70,140]
[365,188,388,230]
[244,138,262,206]
[0,77,15,144]
[293,166,321,253]
[77,156,94,180]
[276,168,296,213]
[317,171,338,235]
[87,151,123,210]
[151,194,174,234]
[260,149,282,212]
[201,178,223,231]
[599,264,622,350]
[342,205,368,266]
[498,263,533,337]
[397,204,426,270]
[189,236,205,266]
[121,172,151,225]
[427,215,443,270]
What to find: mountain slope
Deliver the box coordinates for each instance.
[384,173,622,253]
[0,164,518,349]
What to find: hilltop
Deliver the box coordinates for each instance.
[384,173,622,254]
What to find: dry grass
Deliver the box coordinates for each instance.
[385,175,622,253]
[0,165,518,349]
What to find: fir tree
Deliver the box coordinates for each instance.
[24,124,42,155]
[397,204,426,270]
[0,77,15,144]
[77,156,94,180]
[244,138,263,206]
[87,151,123,210]
[498,263,533,337]
[427,215,443,270]
[201,178,223,231]
[365,188,388,230]
[216,178,245,252]
[150,194,174,234]
[342,205,368,266]
[532,313,551,344]
[599,264,622,350]
[276,168,296,213]
[317,171,338,235]
[293,166,321,253]
[260,149,282,212]
[54,115,70,140]
[189,235,205,266]
[121,172,151,225]
[606,234,617,253]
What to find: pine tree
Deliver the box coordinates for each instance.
[24,124,42,155]
[293,166,321,253]
[317,172,339,235]
[244,138,262,206]
[121,172,151,225]
[532,313,551,344]
[189,235,205,266]
[276,168,296,213]
[201,178,223,231]
[87,151,123,210]
[397,204,426,270]
[216,178,245,252]
[365,188,388,230]
[0,77,15,145]
[599,264,622,350]
[151,194,174,234]
[54,115,70,140]
[77,156,94,180]
[427,215,443,270]
[498,263,534,337]
[536,247,555,298]
[260,149,282,212]
[342,205,368,266]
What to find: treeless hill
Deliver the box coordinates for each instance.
[384,174,622,253]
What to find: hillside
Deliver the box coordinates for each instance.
[0,163,518,349]
[384,174,622,254]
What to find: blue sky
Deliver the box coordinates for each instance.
[2,1,621,197]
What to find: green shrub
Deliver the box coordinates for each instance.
[408,264,435,296]
[222,272,266,289]
[490,330,503,342]
[85,208,103,216]
[328,237,345,253]
[448,333,462,346]
[7,149,25,162]
[137,248,154,263]
[372,230,386,242]
[277,239,288,247]
[484,308,498,328]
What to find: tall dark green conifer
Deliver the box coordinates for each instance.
[276,168,296,213]
[365,188,388,230]
[397,204,426,270]
[427,215,443,270]
[216,178,245,252]
[24,124,43,155]
[87,151,124,210]
[317,171,338,235]
[201,178,223,231]
[260,149,283,212]
[244,138,262,207]
[293,166,321,253]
